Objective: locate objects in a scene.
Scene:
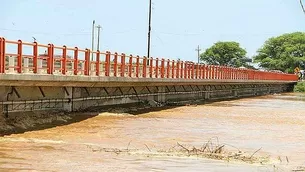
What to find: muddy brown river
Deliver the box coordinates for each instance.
[0,93,305,171]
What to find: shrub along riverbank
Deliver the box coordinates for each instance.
[294,82,305,92]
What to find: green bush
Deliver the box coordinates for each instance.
[294,82,305,92]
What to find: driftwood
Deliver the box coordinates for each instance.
[86,138,270,164]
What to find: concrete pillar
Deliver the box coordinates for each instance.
[9,56,15,73]
[157,86,166,103]
[91,63,95,76]
[233,90,238,97]
[24,58,29,73]
[38,59,43,74]
[205,85,211,100]
[64,87,73,112]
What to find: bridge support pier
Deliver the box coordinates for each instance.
[205,85,211,100]
[0,81,297,116]
[64,87,72,112]
[157,87,166,103]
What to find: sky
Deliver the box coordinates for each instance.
[1,0,305,62]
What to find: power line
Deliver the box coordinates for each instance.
[300,0,305,15]
[0,28,91,36]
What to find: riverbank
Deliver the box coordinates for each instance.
[294,81,305,92]
[0,103,156,136]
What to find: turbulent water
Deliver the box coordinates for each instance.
[0,93,305,172]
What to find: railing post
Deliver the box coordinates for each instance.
[96,50,100,76]
[84,49,90,76]
[176,61,180,78]
[197,63,201,79]
[0,38,3,73]
[218,66,222,79]
[74,47,78,75]
[121,53,125,77]
[214,66,218,79]
[155,58,159,78]
[196,64,199,79]
[167,59,170,78]
[180,61,184,78]
[136,55,140,78]
[213,65,216,79]
[17,40,23,73]
[191,63,195,79]
[62,45,67,75]
[187,63,190,79]
[128,54,133,77]
[47,44,54,74]
[202,65,205,79]
[184,62,188,79]
[171,60,175,78]
[32,42,38,74]
[114,52,118,77]
[143,56,147,78]
[161,58,165,78]
[224,66,227,79]
[206,65,209,79]
[105,51,111,76]
[149,57,153,78]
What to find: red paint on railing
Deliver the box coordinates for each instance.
[105,51,110,77]
[62,45,67,75]
[171,60,175,78]
[136,56,140,78]
[176,61,180,78]
[96,51,100,76]
[143,57,147,78]
[114,52,118,77]
[84,49,90,76]
[167,59,170,78]
[0,38,298,82]
[17,40,22,73]
[149,58,153,78]
[121,53,125,77]
[47,44,54,74]
[74,47,78,75]
[161,59,165,78]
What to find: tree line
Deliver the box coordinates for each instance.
[200,32,305,73]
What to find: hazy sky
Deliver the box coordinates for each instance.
[1,0,305,62]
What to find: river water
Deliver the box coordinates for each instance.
[0,93,305,172]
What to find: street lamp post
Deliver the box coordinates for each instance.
[91,20,96,60]
[147,0,152,59]
[96,25,102,51]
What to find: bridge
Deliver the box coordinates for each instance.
[0,37,298,116]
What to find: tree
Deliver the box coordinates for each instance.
[254,32,305,73]
[200,41,249,68]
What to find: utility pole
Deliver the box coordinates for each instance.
[91,20,95,60]
[96,25,102,51]
[195,45,201,64]
[147,0,152,60]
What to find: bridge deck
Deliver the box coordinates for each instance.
[0,73,297,87]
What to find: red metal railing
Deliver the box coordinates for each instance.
[0,37,298,81]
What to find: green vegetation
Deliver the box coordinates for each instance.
[294,82,305,92]
[254,32,305,73]
[200,41,253,68]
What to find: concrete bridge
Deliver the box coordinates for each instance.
[0,37,298,116]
